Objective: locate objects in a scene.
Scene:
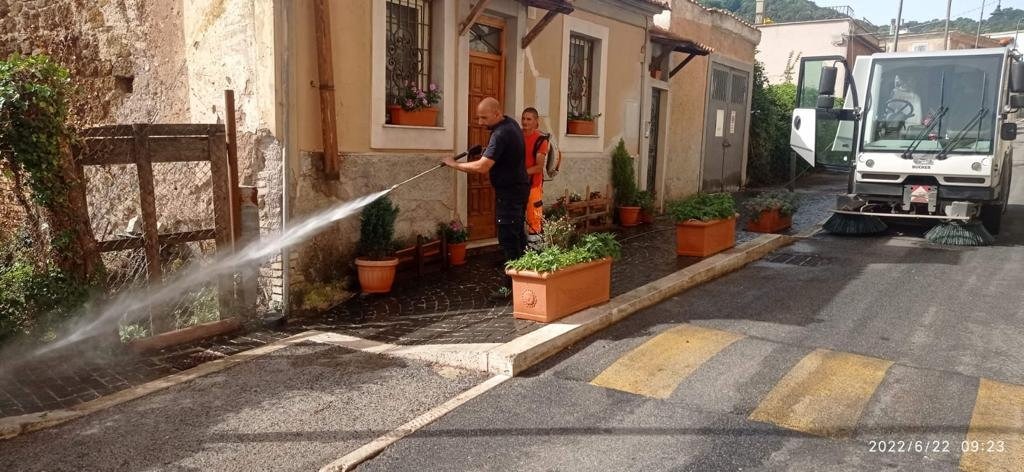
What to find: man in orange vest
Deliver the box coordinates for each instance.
[521,107,548,241]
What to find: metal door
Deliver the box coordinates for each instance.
[702,64,749,191]
[647,88,663,191]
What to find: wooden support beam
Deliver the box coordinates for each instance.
[133,124,172,334]
[313,0,340,180]
[669,53,697,79]
[522,9,560,49]
[209,133,237,319]
[224,90,241,248]
[459,0,492,37]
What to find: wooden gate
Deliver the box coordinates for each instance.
[75,123,240,334]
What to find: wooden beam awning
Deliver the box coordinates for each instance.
[519,0,575,49]
[650,26,712,78]
[651,27,713,57]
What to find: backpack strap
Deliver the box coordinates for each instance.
[532,132,550,157]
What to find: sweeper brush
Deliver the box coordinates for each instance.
[924,221,995,246]
[822,213,888,235]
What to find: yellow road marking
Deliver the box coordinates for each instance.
[748,349,892,438]
[960,379,1024,472]
[590,324,744,399]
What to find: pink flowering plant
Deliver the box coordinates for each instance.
[437,218,469,244]
[397,81,442,111]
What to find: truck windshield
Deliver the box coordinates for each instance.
[861,54,1003,155]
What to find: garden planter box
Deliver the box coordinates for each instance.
[388,106,439,127]
[675,215,736,257]
[746,209,792,233]
[127,317,242,353]
[567,119,596,135]
[506,258,612,323]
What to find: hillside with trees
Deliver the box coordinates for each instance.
[700,0,1024,36]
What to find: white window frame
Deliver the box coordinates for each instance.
[911,42,928,52]
[559,16,608,153]
[371,0,456,150]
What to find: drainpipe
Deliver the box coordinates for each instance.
[280,0,292,317]
[313,0,340,179]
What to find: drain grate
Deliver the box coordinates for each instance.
[765,253,829,267]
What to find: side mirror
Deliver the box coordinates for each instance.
[818,66,838,97]
[1011,62,1024,93]
[1010,94,1024,109]
[1001,122,1017,141]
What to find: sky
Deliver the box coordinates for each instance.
[851,0,1021,27]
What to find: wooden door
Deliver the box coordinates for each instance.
[467,17,504,240]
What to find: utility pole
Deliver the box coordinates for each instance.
[976,0,986,48]
[893,0,904,51]
[944,0,953,50]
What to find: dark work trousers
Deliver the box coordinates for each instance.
[495,184,530,287]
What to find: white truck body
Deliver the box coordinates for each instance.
[791,48,1019,234]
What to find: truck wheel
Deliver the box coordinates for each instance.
[981,204,1003,235]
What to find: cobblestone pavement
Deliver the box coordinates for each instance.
[0,173,845,420]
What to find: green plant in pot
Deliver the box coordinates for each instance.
[505,216,621,323]
[743,191,800,233]
[438,218,470,266]
[636,190,655,224]
[611,139,642,227]
[667,193,737,257]
[355,196,400,294]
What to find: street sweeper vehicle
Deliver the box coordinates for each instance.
[790,47,1022,244]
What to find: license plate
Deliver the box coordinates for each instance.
[909,185,932,203]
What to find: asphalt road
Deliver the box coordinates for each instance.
[0,343,487,472]
[360,153,1024,471]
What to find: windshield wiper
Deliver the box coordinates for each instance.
[936,108,987,160]
[901,106,948,159]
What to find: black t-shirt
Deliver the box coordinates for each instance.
[484,116,528,189]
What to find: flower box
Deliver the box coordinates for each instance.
[567,119,596,135]
[746,208,792,233]
[675,215,736,257]
[389,105,439,127]
[507,258,612,323]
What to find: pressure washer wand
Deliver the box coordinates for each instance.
[388,145,482,192]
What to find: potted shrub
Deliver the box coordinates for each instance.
[355,196,400,294]
[744,191,800,233]
[438,218,470,266]
[637,190,655,224]
[567,112,601,135]
[506,219,621,323]
[611,139,641,227]
[388,82,442,127]
[668,193,737,257]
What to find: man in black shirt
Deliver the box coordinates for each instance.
[443,97,530,297]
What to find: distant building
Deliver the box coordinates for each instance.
[884,30,1003,52]
[755,18,882,86]
[984,30,1021,50]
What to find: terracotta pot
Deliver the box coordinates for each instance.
[675,215,736,257]
[640,210,655,224]
[618,206,641,227]
[448,242,468,266]
[388,105,439,127]
[746,208,793,233]
[507,258,612,323]
[567,119,596,135]
[355,257,400,294]
[651,69,663,80]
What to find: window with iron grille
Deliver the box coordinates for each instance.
[386,0,432,106]
[731,74,747,105]
[711,69,730,102]
[567,34,595,119]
